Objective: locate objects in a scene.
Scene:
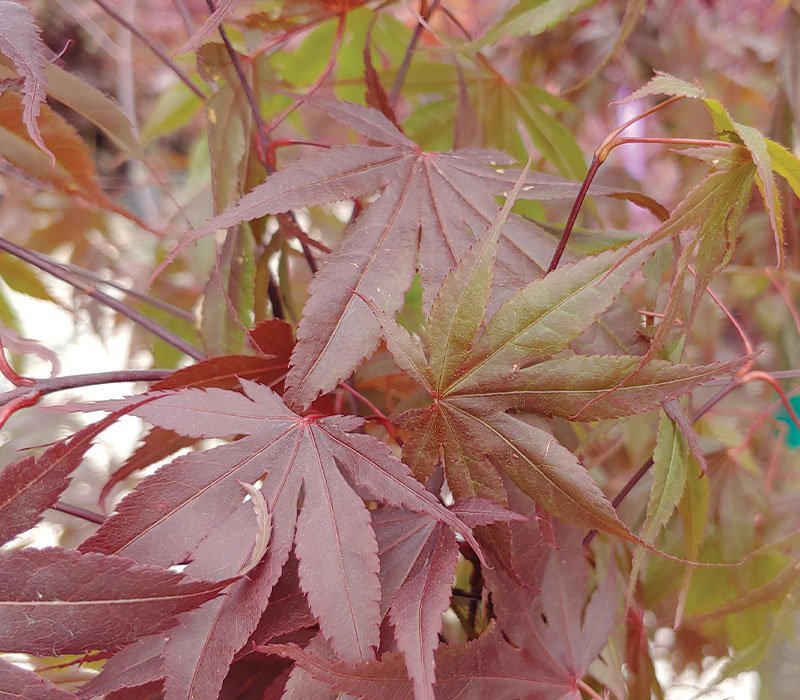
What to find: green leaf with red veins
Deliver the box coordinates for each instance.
[371,217,740,537]
[446,247,646,394]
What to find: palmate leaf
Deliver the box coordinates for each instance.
[376,205,740,541]
[161,97,600,411]
[81,380,480,698]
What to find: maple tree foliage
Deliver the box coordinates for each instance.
[1,1,800,698]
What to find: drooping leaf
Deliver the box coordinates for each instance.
[0,547,231,655]
[0,411,125,545]
[629,411,689,595]
[0,0,53,161]
[0,92,152,231]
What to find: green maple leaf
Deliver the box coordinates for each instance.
[367,170,742,541]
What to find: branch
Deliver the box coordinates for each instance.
[0,238,204,361]
[0,369,171,409]
[390,0,442,106]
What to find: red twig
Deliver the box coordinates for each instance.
[0,369,171,409]
[339,382,404,447]
[51,500,106,525]
[0,339,36,387]
[0,391,42,429]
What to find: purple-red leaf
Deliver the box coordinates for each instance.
[0,548,230,655]
[0,657,76,699]
[81,380,480,675]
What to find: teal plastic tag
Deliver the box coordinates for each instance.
[775,395,800,448]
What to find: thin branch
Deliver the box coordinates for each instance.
[548,98,690,272]
[205,0,269,162]
[390,0,442,106]
[583,375,742,547]
[0,369,171,408]
[91,0,205,100]
[339,381,403,447]
[547,155,602,273]
[55,260,194,323]
[0,238,204,361]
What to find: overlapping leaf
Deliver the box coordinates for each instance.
[371,500,522,699]
[0,547,230,656]
[100,318,294,506]
[162,97,605,410]
[268,525,617,699]
[80,379,481,696]
[0,657,76,700]
[373,195,739,539]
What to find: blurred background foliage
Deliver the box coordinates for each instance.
[2,0,800,696]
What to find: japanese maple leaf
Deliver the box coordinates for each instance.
[81,380,481,698]
[99,318,297,506]
[267,525,617,699]
[161,97,602,411]
[371,196,743,540]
